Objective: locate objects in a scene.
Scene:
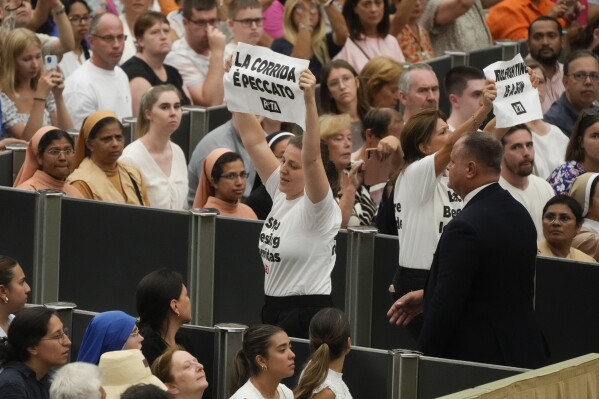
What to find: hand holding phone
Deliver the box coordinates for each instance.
[44,55,58,71]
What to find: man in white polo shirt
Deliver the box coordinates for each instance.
[63,13,132,129]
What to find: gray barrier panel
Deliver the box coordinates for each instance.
[417,356,526,398]
[371,234,418,351]
[426,55,452,116]
[0,188,37,283]
[206,105,232,133]
[212,217,347,328]
[213,217,265,326]
[58,198,189,314]
[535,256,599,363]
[0,151,13,187]
[468,46,504,71]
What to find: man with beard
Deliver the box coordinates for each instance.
[498,125,555,240]
[528,16,565,112]
[544,50,599,135]
[165,0,226,106]
[398,63,440,123]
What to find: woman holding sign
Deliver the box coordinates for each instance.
[388,81,496,337]
[229,65,342,339]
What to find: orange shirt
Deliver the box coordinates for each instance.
[486,0,564,40]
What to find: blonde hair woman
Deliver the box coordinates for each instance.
[359,56,404,109]
[0,28,73,140]
[120,84,188,210]
[271,0,348,82]
[320,113,377,228]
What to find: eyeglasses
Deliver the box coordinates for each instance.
[327,74,354,89]
[4,0,26,12]
[91,34,128,43]
[69,15,91,24]
[232,17,265,27]
[46,147,75,156]
[543,214,573,224]
[41,328,69,345]
[567,71,599,82]
[130,326,140,338]
[220,172,250,180]
[187,18,218,28]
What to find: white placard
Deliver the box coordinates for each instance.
[224,43,310,130]
[483,54,543,128]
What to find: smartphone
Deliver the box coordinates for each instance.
[44,55,58,71]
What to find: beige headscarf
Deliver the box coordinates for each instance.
[13,126,61,187]
[73,110,120,169]
[193,148,233,208]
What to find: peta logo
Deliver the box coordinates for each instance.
[261,97,281,113]
[511,101,526,115]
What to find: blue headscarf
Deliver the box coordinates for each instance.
[77,311,137,364]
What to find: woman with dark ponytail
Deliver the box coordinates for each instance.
[295,308,352,399]
[230,324,295,399]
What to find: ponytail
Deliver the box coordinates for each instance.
[294,343,331,399]
[230,350,252,393]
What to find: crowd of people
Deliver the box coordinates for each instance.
[2,0,599,396]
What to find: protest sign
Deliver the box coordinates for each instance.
[483,54,543,128]
[224,43,310,130]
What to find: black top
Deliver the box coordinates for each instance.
[245,184,273,220]
[271,33,342,82]
[121,56,191,106]
[0,361,51,399]
[140,327,192,366]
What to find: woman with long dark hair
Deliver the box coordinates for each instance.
[136,268,191,366]
[0,256,30,338]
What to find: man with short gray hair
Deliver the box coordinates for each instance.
[63,13,132,129]
[398,63,440,122]
[50,362,105,399]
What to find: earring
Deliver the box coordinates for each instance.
[260,364,267,372]
[2,297,7,304]
[176,310,180,317]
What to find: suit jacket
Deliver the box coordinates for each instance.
[418,183,549,369]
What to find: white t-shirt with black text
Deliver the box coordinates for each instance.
[259,168,342,296]
[394,154,462,270]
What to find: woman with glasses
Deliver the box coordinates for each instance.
[67,110,151,205]
[333,0,404,73]
[122,11,191,116]
[77,311,145,365]
[548,111,599,195]
[193,148,258,218]
[0,307,71,398]
[13,126,82,196]
[271,0,348,82]
[59,0,92,79]
[538,194,596,262]
[0,28,73,141]
[120,85,188,210]
[0,256,30,339]
[320,60,368,151]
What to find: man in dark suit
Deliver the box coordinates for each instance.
[388,132,549,369]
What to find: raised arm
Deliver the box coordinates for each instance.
[432,79,496,176]
[434,0,477,26]
[49,0,76,55]
[300,69,330,203]
[322,0,348,46]
[231,112,280,182]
